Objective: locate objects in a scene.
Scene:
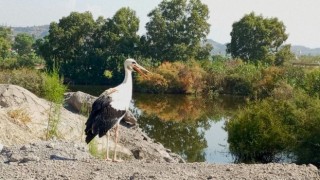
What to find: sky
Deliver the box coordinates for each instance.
[0,0,319,48]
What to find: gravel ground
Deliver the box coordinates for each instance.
[1,141,319,180]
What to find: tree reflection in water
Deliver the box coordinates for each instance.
[132,93,245,162]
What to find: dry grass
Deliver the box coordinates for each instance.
[7,108,31,125]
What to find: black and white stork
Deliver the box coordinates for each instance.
[84,58,150,162]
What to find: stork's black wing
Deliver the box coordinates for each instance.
[84,94,126,143]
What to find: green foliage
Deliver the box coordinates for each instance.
[0,68,44,96]
[203,59,263,96]
[0,37,11,60]
[144,0,212,61]
[38,10,141,85]
[226,12,288,64]
[13,33,35,56]
[274,44,295,66]
[0,27,13,60]
[104,7,140,57]
[303,69,320,97]
[42,68,67,140]
[226,90,320,164]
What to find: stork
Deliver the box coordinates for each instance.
[84,58,150,162]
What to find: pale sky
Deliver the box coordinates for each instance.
[0,0,319,48]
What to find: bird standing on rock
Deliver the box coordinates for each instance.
[84,58,150,162]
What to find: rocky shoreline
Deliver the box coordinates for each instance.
[1,140,319,179]
[0,84,319,179]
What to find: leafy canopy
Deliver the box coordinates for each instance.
[226,12,290,64]
[145,0,212,62]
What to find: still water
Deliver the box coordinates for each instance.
[69,85,246,163]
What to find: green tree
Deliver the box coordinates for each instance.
[226,12,288,64]
[0,27,12,60]
[93,7,140,84]
[0,27,12,41]
[13,33,34,55]
[39,11,98,84]
[145,0,212,62]
[0,37,11,60]
[274,44,295,66]
[106,7,140,57]
[38,10,141,85]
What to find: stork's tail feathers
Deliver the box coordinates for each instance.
[85,131,96,144]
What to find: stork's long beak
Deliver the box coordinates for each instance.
[132,64,150,78]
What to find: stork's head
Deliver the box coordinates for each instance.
[124,58,150,77]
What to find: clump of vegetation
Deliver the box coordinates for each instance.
[226,90,320,164]
[42,69,67,140]
[7,108,31,125]
[136,61,206,94]
[0,68,44,96]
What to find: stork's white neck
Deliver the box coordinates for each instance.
[122,68,133,87]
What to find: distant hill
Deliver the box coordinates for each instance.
[290,45,320,56]
[207,39,320,56]
[207,39,227,55]
[11,25,49,39]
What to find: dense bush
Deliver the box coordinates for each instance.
[226,90,320,164]
[0,68,66,102]
[0,68,44,96]
[303,69,320,97]
[136,61,206,94]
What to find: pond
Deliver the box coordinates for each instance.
[69,85,246,163]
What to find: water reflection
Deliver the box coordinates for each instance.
[132,94,245,162]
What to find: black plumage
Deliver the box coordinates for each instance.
[84,94,126,144]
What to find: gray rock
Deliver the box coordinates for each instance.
[0,143,3,152]
[20,155,40,163]
[20,144,30,150]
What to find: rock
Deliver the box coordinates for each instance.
[20,155,40,163]
[132,149,145,160]
[20,145,30,150]
[64,91,96,113]
[9,153,22,162]
[307,164,318,171]
[0,143,3,152]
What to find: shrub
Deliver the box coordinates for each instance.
[253,66,285,99]
[226,90,320,164]
[136,61,206,94]
[0,68,44,96]
[42,69,67,140]
[303,69,320,97]
[222,75,253,95]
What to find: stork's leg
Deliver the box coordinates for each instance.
[105,131,111,161]
[112,123,122,162]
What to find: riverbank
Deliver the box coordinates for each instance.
[1,140,319,180]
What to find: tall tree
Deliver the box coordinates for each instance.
[226,12,289,64]
[145,0,212,62]
[107,7,140,57]
[13,33,34,55]
[39,12,98,84]
[94,7,140,84]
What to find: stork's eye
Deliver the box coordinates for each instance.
[132,61,136,65]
